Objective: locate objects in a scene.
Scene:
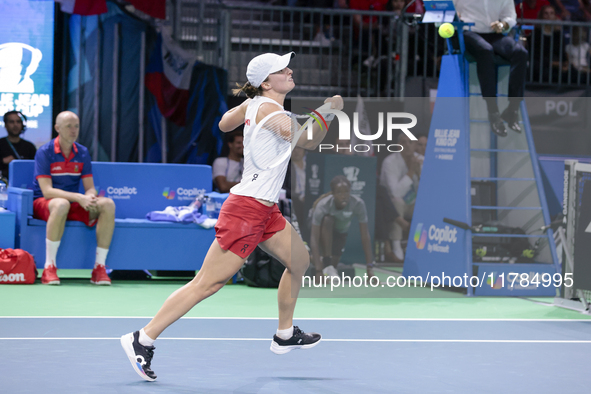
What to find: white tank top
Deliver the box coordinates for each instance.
[230,96,290,203]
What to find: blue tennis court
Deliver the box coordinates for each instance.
[2,317,590,393]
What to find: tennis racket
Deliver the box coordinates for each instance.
[250,103,332,171]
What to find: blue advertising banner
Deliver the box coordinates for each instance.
[0,0,54,148]
[403,96,472,281]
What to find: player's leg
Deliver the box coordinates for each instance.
[88,197,116,285]
[259,221,321,354]
[121,239,245,381]
[144,240,245,339]
[45,198,70,242]
[492,35,527,132]
[391,196,407,260]
[91,196,116,249]
[35,198,70,284]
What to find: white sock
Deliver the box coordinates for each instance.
[138,328,155,347]
[393,240,402,250]
[276,326,294,340]
[95,247,109,268]
[45,239,61,269]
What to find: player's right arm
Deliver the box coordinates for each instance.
[296,95,343,150]
[219,99,251,132]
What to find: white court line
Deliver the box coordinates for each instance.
[1,316,591,322]
[0,337,590,343]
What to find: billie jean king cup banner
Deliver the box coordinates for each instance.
[0,0,54,148]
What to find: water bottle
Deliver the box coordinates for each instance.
[0,181,7,210]
[189,196,202,210]
[205,196,216,218]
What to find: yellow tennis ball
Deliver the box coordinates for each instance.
[438,23,455,39]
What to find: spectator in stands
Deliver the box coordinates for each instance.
[1,111,36,182]
[581,0,591,20]
[415,134,427,160]
[454,0,528,137]
[212,131,243,193]
[371,0,406,70]
[404,0,425,14]
[379,132,420,261]
[531,5,569,82]
[516,0,551,20]
[309,175,375,279]
[32,111,115,286]
[374,184,402,262]
[566,26,591,73]
[550,0,587,21]
[291,146,307,225]
[350,0,389,67]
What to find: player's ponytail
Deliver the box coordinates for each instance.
[232,82,263,98]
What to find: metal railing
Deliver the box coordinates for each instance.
[167,1,591,97]
[519,19,591,87]
[169,0,404,96]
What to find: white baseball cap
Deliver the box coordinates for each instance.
[246,52,295,88]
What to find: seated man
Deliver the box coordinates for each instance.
[454,0,528,136]
[379,133,421,261]
[33,111,116,285]
[309,175,375,280]
[1,111,37,182]
[212,131,243,193]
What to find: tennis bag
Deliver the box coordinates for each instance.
[240,247,285,288]
[0,248,37,284]
[472,224,535,263]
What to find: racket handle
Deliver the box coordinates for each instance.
[443,218,471,230]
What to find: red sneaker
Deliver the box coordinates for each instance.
[41,265,60,285]
[91,265,111,285]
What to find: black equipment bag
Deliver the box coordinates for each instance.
[240,247,285,288]
[472,224,536,263]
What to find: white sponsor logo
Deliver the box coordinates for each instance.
[176,187,206,201]
[176,187,206,197]
[107,186,138,196]
[0,43,42,93]
[428,225,458,244]
[343,166,359,182]
[0,269,25,283]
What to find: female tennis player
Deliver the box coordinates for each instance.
[121,52,343,381]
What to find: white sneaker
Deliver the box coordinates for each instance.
[393,242,405,261]
[322,265,339,277]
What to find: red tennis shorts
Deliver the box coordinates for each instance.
[215,194,287,258]
[33,197,98,227]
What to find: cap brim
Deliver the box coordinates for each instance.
[268,52,295,74]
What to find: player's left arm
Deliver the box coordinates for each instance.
[356,199,373,266]
[219,99,251,132]
[359,222,374,267]
[81,155,99,213]
[297,95,343,150]
[82,176,97,197]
